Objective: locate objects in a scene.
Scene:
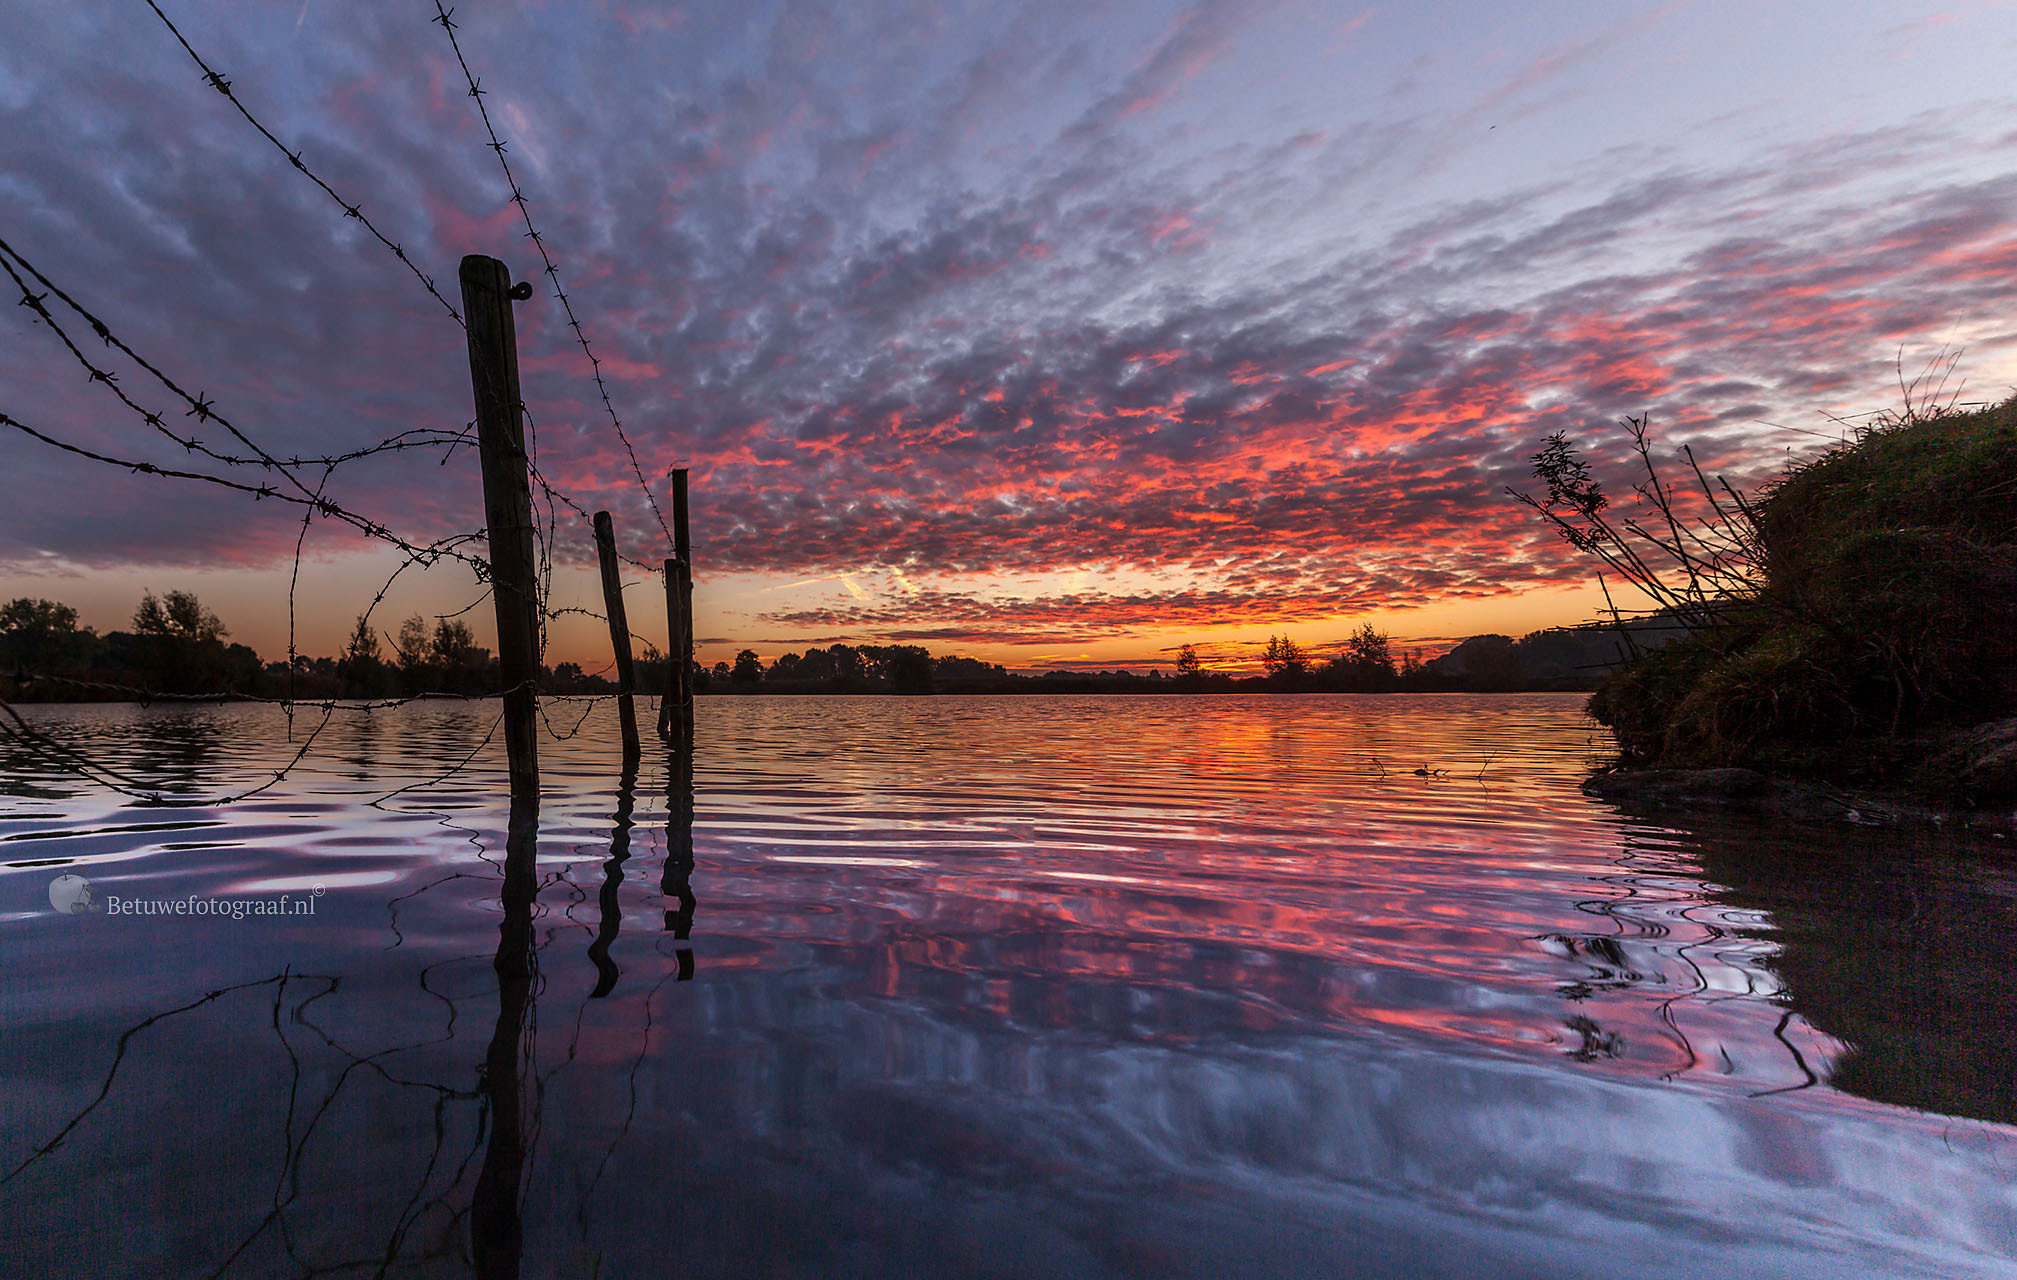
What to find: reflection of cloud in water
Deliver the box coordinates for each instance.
[5,696,2017,1276]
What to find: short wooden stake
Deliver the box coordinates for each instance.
[459,255,541,802]
[592,510,640,758]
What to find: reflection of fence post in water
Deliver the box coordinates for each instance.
[471,797,539,1278]
[459,254,541,802]
[588,759,639,998]
[592,510,641,759]
[663,735,697,981]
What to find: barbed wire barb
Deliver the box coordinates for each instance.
[428,0,676,553]
[138,0,466,326]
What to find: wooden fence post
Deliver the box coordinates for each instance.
[459,255,541,802]
[659,468,694,741]
[593,510,640,757]
[672,467,691,565]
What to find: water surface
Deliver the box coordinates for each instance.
[2,694,2012,1278]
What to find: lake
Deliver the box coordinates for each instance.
[2,693,2013,1278]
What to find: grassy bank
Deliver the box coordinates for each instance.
[1584,396,2017,806]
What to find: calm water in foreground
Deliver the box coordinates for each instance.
[1,694,2013,1278]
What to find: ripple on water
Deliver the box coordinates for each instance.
[1,694,2013,1280]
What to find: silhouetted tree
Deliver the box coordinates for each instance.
[429,619,482,669]
[731,649,763,685]
[1261,634,1309,682]
[337,614,389,696]
[0,597,99,677]
[887,645,934,694]
[132,590,231,692]
[1399,649,1426,682]
[1439,633,1523,691]
[1174,644,1202,679]
[428,619,491,694]
[393,616,431,670]
[134,590,225,645]
[1337,623,1398,691]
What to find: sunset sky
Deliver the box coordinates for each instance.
[3,0,2014,674]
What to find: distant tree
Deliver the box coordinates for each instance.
[224,643,265,691]
[1261,634,1310,681]
[887,645,935,694]
[731,649,763,685]
[934,654,1007,682]
[0,598,99,676]
[1174,644,1202,679]
[134,590,226,645]
[1341,623,1398,691]
[429,619,483,669]
[342,615,381,666]
[427,619,491,694]
[829,644,864,680]
[1399,649,1426,682]
[337,613,388,695]
[1440,634,1523,691]
[393,615,431,670]
[710,660,731,684]
[132,590,231,692]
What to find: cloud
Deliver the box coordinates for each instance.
[1,0,2013,657]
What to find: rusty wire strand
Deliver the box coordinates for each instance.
[430,0,676,553]
[0,5,686,804]
[138,0,466,326]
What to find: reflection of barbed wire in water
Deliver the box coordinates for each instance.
[2,755,699,1274]
[0,698,340,806]
[1540,823,1828,1093]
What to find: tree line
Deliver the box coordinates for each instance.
[2,590,1660,702]
[0,591,509,700]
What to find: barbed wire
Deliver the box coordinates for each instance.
[4,763,699,1270]
[1,2,692,806]
[430,0,677,554]
[0,696,338,805]
[128,0,653,571]
[0,671,648,808]
[138,0,466,325]
[128,0,642,590]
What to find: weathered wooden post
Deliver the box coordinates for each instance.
[592,510,641,757]
[659,468,694,741]
[669,560,693,741]
[459,255,541,802]
[672,467,691,568]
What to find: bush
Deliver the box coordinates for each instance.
[1574,395,2017,796]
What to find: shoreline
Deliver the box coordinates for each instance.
[1582,764,2017,838]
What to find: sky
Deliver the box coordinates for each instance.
[2,0,2014,675]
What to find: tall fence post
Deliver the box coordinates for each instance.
[660,468,694,742]
[459,255,541,802]
[593,510,641,757]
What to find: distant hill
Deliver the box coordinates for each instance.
[1426,617,1683,691]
